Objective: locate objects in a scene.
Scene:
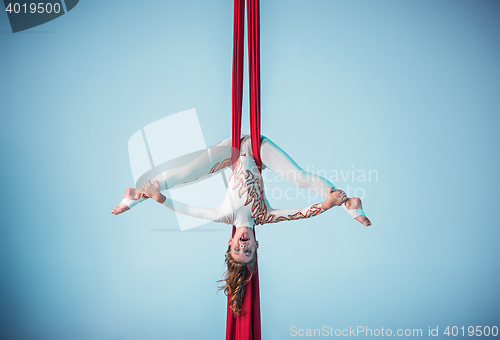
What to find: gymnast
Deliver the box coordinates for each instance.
[111,135,371,315]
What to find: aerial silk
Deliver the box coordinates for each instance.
[231,0,262,171]
[225,227,261,340]
[227,0,262,339]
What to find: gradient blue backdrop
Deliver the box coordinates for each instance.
[1,0,499,339]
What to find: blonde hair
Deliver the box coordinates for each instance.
[218,245,256,316]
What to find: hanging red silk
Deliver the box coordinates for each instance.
[227,0,262,339]
[231,0,244,169]
[231,0,262,171]
[225,227,261,340]
[247,0,262,171]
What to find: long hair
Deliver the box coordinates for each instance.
[218,244,257,316]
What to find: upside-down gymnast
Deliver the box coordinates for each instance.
[111,135,371,315]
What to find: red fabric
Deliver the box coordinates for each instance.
[227,0,262,339]
[231,0,262,171]
[231,0,244,169]
[225,227,261,340]
[247,0,262,171]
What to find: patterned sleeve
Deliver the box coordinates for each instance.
[162,198,233,225]
[260,203,326,224]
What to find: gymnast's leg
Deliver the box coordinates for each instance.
[112,136,234,215]
[152,136,233,192]
[259,136,371,226]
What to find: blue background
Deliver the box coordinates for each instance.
[1,0,499,339]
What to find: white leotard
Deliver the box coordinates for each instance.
[127,135,364,224]
[162,137,325,228]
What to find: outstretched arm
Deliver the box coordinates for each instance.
[260,187,346,225]
[141,180,233,225]
[263,203,325,224]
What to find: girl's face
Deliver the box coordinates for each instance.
[228,227,259,263]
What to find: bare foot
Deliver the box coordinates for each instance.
[345,197,371,227]
[111,188,145,215]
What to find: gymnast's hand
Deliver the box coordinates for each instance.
[140,180,165,203]
[322,187,347,210]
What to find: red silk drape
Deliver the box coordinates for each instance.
[227,0,262,339]
[231,0,262,171]
[247,0,262,171]
[225,227,261,340]
[231,0,244,169]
